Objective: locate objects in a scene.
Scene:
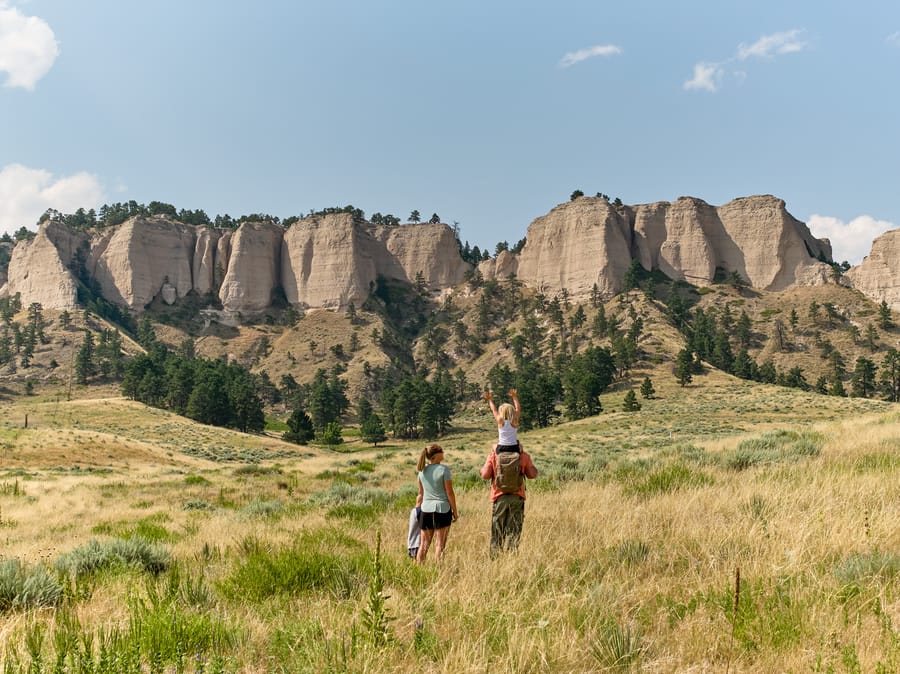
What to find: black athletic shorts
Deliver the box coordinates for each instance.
[419,510,453,531]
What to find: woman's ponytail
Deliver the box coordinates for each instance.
[417,447,428,472]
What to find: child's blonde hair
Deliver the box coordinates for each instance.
[417,444,443,472]
[498,403,515,423]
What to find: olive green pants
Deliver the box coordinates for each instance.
[490,494,525,556]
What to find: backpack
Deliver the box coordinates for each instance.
[494,448,523,493]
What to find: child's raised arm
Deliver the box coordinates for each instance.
[509,388,521,426]
[483,390,501,423]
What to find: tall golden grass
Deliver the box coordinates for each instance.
[1,374,899,672]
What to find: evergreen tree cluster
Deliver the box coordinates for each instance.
[121,334,264,433]
[669,289,900,400]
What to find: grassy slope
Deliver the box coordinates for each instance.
[2,367,899,671]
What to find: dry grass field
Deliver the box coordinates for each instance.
[2,369,900,672]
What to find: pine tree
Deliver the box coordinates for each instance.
[283,407,315,444]
[675,348,693,387]
[360,413,387,446]
[622,390,641,412]
[640,376,655,399]
[74,331,96,384]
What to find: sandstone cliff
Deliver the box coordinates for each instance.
[0,194,844,317]
[193,227,223,297]
[374,222,470,290]
[281,214,379,309]
[1,219,84,309]
[281,215,470,309]
[633,195,832,291]
[219,221,284,313]
[515,197,634,297]
[846,230,900,310]
[88,216,197,310]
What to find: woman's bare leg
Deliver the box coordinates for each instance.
[417,529,434,564]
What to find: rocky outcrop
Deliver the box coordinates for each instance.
[281,216,470,309]
[633,195,831,292]
[715,196,831,290]
[0,194,842,318]
[281,214,379,309]
[193,227,223,296]
[516,197,633,297]
[219,221,284,313]
[0,219,84,309]
[88,216,196,310]
[374,222,470,290]
[479,249,519,281]
[846,230,900,310]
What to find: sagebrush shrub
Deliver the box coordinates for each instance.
[55,537,171,578]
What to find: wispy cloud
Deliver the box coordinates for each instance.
[807,214,897,266]
[887,31,900,47]
[0,0,59,90]
[684,62,724,92]
[0,164,105,234]
[684,29,806,93]
[737,29,807,60]
[559,44,622,68]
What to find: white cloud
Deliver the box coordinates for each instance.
[0,1,59,90]
[887,31,900,47]
[0,164,105,234]
[685,29,805,93]
[559,44,622,68]
[737,29,806,60]
[683,62,723,92]
[807,214,897,266]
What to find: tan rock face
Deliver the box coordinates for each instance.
[193,227,222,296]
[516,197,633,297]
[375,222,470,290]
[2,219,84,309]
[846,229,900,310]
[219,221,284,313]
[281,214,379,309]
[88,216,196,310]
[633,195,831,291]
[479,249,519,281]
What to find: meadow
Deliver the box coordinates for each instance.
[1,370,900,672]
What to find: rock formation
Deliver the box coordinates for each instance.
[281,215,470,309]
[1,219,84,309]
[281,214,379,309]
[219,221,284,313]
[516,197,633,298]
[632,195,832,291]
[0,194,845,317]
[88,216,197,310]
[193,227,223,297]
[846,230,900,311]
[374,222,470,291]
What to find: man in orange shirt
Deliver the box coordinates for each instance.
[480,443,538,556]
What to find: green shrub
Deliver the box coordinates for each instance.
[219,545,368,601]
[834,550,900,585]
[621,463,713,497]
[184,474,211,485]
[242,499,284,518]
[722,430,823,470]
[55,537,171,578]
[183,499,217,511]
[0,559,63,612]
[589,620,643,670]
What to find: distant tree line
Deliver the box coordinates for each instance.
[119,321,264,433]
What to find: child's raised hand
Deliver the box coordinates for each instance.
[483,390,493,401]
[508,388,518,398]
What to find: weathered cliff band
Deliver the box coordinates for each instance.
[0,194,860,316]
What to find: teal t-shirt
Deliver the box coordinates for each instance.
[418,464,452,513]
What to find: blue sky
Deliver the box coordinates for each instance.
[1,0,898,265]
